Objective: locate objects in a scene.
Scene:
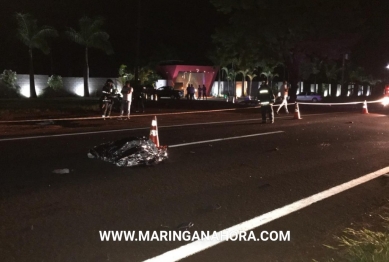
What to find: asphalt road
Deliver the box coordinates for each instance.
[1,104,389,262]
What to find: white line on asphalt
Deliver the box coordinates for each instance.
[0,126,145,142]
[0,118,274,142]
[144,166,389,262]
[0,107,255,123]
[0,112,342,142]
[0,108,346,124]
[169,131,284,148]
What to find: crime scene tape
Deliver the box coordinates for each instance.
[272,99,384,107]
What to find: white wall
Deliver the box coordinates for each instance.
[211,81,280,97]
[16,75,119,97]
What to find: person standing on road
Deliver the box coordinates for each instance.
[276,81,289,114]
[138,86,146,113]
[186,84,190,100]
[189,84,195,100]
[100,79,114,117]
[134,86,146,113]
[197,85,202,100]
[258,81,275,124]
[119,81,133,120]
[202,84,207,100]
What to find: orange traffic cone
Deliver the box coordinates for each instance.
[293,102,302,119]
[149,116,160,147]
[362,100,369,114]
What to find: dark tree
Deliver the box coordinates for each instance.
[65,16,113,97]
[210,0,366,99]
[16,13,58,98]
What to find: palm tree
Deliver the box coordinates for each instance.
[246,72,257,98]
[221,67,231,95]
[228,69,238,97]
[258,60,280,92]
[324,62,340,97]
[349,67,366,97]
[65,16,113,97]
[365,76,381,96]
[238,69,249,96]
[15,13,58,98]
[311,57,323,92]
[260,69,279,90]
[299,58,323,93]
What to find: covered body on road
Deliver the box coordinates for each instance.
[88,136,167,167]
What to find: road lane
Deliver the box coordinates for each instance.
[1,111,389,261]
[0,105,353,140]
[147,166,389,262]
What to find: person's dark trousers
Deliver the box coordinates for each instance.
[99,98,104,113]
[261,105,274,122]
[121,100,129,115]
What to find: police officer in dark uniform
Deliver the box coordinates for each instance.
[101,79,114,95]
[257,81,275,123]
[99,79,114,117]
[135,86,146,113]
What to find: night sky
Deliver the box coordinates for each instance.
[1,0,389,79]
[1,0,226,77]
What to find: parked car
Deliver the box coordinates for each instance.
[274,96,285,104]
[152,86,184,100]
[237,99,260,107]
[296,92,323,102]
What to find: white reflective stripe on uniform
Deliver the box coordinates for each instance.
[259,90,269,94]
[261,102,270,105]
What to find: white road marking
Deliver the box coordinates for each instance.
[0,112,342,142]
[0,107,346,124]
[144,166,389,262]
[0,118,274,142]
[0,127,146,142]
[0,107,256,123]
[169,131,284,148]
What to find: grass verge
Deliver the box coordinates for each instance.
[317,215,389,262]
[0,98,100,119]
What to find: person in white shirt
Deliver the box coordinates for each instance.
[277,81,289,114]
[119,81,133,120]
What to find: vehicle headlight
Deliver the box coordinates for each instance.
[382,97,389,106]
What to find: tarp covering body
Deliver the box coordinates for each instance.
[88,136,168,167]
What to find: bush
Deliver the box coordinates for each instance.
[47,75,63,90]
[41,75,78,97]
[1,69,17,87]
[0,70,20,98]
